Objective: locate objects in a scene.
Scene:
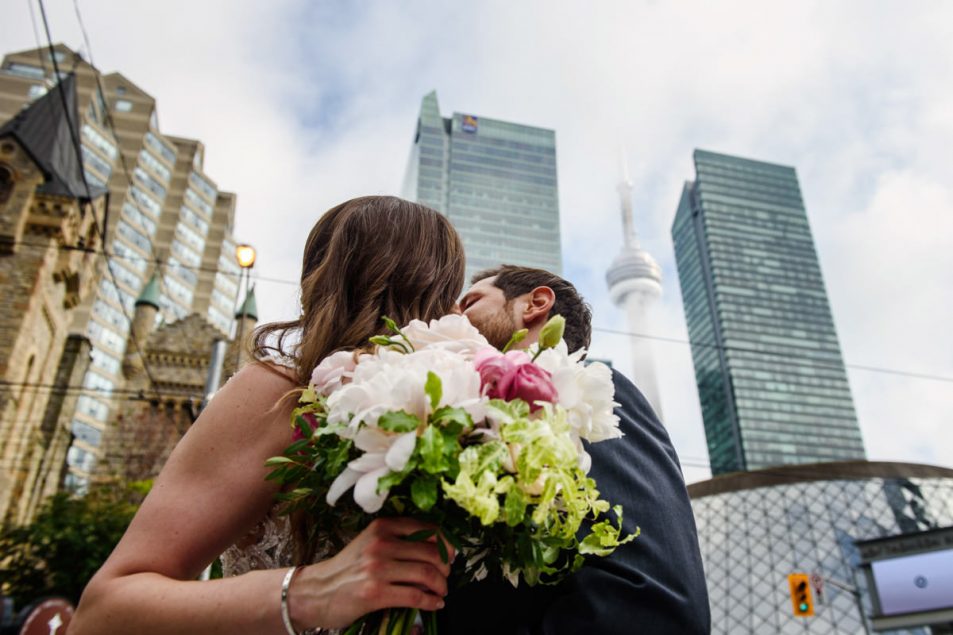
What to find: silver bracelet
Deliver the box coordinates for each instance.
[280,566,304,635]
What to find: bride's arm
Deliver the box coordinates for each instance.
[70,363,450,635]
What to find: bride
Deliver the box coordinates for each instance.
[71,196,465,634]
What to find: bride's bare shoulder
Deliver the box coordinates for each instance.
[201,360,300,438]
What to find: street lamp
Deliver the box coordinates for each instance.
[235,243,256,269]
[233,243,257,373]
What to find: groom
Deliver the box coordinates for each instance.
[443,265,711,633]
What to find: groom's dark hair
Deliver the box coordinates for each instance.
[471,265,592,353]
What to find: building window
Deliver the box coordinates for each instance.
[115,99,133,113]
[144,131,176,165]
[27,84,47,100]
[5,63,45,79]
[67,446,97,472]
[0,165,13,205]
[72,420,103,447]
[64,473,89,495]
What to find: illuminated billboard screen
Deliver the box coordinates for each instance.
[461,114,478,133]
[871,549,953,615]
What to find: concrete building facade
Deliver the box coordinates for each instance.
[0,44,244,510]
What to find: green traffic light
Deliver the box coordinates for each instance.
[799,603,809,612]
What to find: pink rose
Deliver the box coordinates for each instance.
[474,348,533,397]
[310,350,357,395]
[497,363,558,411]
[474,347,557,410]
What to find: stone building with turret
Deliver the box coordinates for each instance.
[98,281,258,484]
[0,44,246,501]
[0,75,107,525]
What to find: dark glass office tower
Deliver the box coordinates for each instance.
[403,91,561,282]
[672,149,865,474]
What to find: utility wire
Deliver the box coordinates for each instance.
[8,237,294,286]
[37,0,163,400]
[10,224,953,384]
[592,326,953,384]
[26,0,51,78]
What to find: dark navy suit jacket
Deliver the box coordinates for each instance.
[438,370,711,634]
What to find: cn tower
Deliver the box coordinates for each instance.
[605,158,665,418]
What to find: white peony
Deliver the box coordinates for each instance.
[309,350,357,396]
[534,342,622,443]
[326,347,486,433]
[326,426,417,513]
[401,314,490,358]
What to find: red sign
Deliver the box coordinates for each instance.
[17,597,74,635]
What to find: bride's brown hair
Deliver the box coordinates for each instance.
[253,195,465,385]
[251,196,465,562]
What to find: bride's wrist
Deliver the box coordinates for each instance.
[281,566,310,635]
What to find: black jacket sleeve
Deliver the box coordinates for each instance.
[438,370,711,634]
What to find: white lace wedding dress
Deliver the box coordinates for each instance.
[220,508,352,635]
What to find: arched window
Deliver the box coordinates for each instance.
[0,164,14,205]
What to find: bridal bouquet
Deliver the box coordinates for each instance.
[266,314,637,635]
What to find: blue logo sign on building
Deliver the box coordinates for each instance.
[462,114,478,133]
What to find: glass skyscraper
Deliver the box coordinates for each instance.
[403,91,561,282]
[671,149,865,474]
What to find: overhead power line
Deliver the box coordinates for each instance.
[37,0,163,400]
[591,326,953,384]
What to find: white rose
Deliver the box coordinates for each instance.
[535,346,622,443]
[326,426,417,513]
[401,314,490,358]
[310,350,357,396]
[326,347,486,432]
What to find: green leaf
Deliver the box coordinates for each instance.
[293,415,314,438]
[411,475,439,511]
[418,425,448,474]
[424,371,442,411]
[377,469,410,492]
[436,535,449,564]
[264,456,295,467]
[504,485,527,526]
[378,411,421,433]
[404,528,436,542]
[299,385,318,403]
[431,406,472,434]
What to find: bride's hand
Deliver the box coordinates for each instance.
[286,517,454,630]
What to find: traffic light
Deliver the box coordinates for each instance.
[788,573,815,617]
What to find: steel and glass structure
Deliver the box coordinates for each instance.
[403,91,561,282]
[690,461,953,635]
[672,149,865,474]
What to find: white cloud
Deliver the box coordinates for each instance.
[4,0,951,482]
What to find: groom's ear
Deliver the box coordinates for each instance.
[521,286,556,326]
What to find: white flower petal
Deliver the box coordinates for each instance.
[354,426,392,453]
[385,431,418,472]
[349,452,385,472]
[353,466,391,513]
[326,467,361,506]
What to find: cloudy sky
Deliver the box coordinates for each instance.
[4,0,951,483]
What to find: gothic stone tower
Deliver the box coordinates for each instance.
[0,75,107,525]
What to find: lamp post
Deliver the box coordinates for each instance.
[233,243,256,373]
